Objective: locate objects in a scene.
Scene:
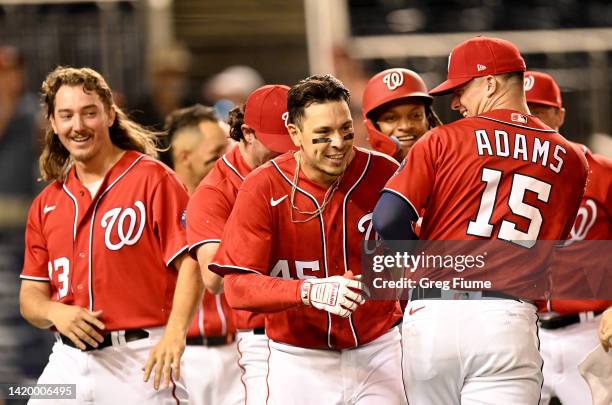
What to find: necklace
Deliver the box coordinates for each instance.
[290,151,344,223]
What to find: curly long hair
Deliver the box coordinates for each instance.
[39,66,160,181]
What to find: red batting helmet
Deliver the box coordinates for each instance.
[362,68,432,157]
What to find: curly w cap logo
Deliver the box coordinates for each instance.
[524,75,535,91]
[282,111,289,128]
[383,70,404,91]
[101,201,146,251]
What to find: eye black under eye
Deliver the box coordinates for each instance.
[312,137,332,144]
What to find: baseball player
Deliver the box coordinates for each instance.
[163,104,243,405]
[523,70,612,405]
[374,36,589,405]
[363,68,442,161]
[186,85,296,404]
[209,74,406,405]
[19,67,198,403]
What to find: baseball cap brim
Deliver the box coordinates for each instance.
[365,93,433,120]
[257,131,297,154]
[429,76,474,96]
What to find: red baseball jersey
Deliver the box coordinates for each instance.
[20,151,189,331]
[549,145,612,314]
[210,147,402,350]
[385,110,588,295]
[186,145,262,333]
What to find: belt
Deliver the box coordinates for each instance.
[59,329,149,351]
[539,311,604,330]
[186,335,234,347]
[237,327,266,336]
[411,286,520,301]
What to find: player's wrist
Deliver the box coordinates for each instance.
[300,280,312,306]
[45,301,63,326]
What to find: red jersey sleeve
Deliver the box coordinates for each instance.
[21,197,50,281]
[150,172,190,267]
[186,185,232,250]
[383,129,441,213]
[210,179,273,276]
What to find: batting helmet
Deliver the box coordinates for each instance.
[362,68,432,157]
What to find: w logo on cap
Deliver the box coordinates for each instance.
[524,75,535,91]
[282,111,289,128]
[383,70,404,90]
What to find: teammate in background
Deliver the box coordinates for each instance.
[186,85,296,404]
[165,104,229,192]
[374,37,588,404]
[524,70,612,405]
[19,67,199,404]
[210,75,407,405]
[164,104,241,405]
[362,68,442,161]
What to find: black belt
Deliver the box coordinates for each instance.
[186,335,233,347]
[539,311,604,330]
[411,286,520,301]
[60,329,149,351]
[253,327,266,335]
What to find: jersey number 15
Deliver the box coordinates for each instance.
[467,168,551,248]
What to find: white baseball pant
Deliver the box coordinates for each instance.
[403,299,543,405]
[267,326,407,405]
[28,327,188,404]
[539,313,601,405]
[236,330,270,405]
[182,343,244,405]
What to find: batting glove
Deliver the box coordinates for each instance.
[300,271,366,318]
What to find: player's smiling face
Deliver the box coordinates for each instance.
[51,84,116,164]
[289,100,355,187]
[375,100,428,156]
[451,77,487,118]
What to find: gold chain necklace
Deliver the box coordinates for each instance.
[290,151,344,224]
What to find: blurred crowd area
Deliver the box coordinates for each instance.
[0,0,611,397]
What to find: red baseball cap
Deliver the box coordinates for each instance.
[524,71,563,109]
[244,84,296,153]
[430,36,526,96]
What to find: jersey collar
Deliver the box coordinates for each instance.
[476,109,556,132]
[222,144,253,180]
[64,150,144,199]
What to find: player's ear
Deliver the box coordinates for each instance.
[485,75,497,96]
[107,105,116,128]
[287,123,302,148]
[49,115,58,134]
[241,124,255,144]
[174,149,190,165]
[558,107,566,128]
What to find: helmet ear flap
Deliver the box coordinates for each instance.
[364,119,400,158]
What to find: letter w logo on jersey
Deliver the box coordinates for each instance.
[100,201,146,251]
[358,213,381,254]
[383,70,404,90]
[565,199,597,246]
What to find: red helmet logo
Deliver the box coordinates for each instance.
[383,70,404,90]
